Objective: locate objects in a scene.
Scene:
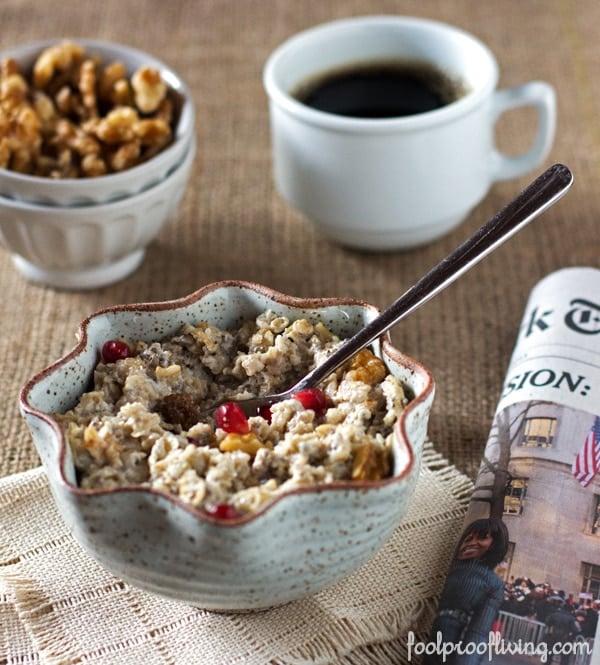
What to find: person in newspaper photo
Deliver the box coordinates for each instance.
[544,601,581,664]
[425,517,509,664]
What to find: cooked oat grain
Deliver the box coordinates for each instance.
[56,312,407,514]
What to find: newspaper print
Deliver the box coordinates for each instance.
[420,267,600,665]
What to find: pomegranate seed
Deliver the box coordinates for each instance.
[214,402,250,434]
[293,387,328,415]
[205,503,241,519]
[101,339,131,363]
[258,404,272,423]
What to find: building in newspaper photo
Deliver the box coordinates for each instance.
[469,404,600,599]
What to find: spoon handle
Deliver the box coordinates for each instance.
[294,163,573,391]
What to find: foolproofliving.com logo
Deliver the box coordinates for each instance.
[406,630,593,663]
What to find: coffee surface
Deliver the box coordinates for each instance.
[293,59,466,118]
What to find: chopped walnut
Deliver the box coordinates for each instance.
[0,40,179,177]
[131,66,167,113]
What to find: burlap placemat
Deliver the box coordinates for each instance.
[0,443,472,665]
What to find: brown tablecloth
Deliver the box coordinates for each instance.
[0,0,598,662]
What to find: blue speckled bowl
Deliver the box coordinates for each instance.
[19,281,435,611]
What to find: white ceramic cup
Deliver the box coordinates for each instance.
[263,16,556,250]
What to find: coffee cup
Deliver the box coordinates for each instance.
[263,16,556,250]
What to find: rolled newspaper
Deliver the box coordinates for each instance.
[421,267,600,665]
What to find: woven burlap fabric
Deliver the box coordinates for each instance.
[0,444,472,665]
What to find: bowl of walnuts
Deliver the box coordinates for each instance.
[0,39,195,288]
[19,281,435,610]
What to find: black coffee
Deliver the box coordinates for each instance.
[292,59,467,119]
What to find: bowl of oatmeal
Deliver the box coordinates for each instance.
[19,281,435,611]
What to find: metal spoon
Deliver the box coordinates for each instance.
[215,163,573,418]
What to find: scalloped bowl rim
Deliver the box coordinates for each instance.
[19,280,435,528]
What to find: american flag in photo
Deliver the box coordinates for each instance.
[572,416,600,487]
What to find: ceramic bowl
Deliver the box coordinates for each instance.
[19,281,435,611]
[0,139,195,289]
[0,39,195,206]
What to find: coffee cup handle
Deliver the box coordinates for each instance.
[490,81,556,182]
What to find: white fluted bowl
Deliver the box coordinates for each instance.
[0,139,195,289]
[19,281,435,611]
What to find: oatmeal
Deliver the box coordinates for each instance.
[56,311,408,515]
